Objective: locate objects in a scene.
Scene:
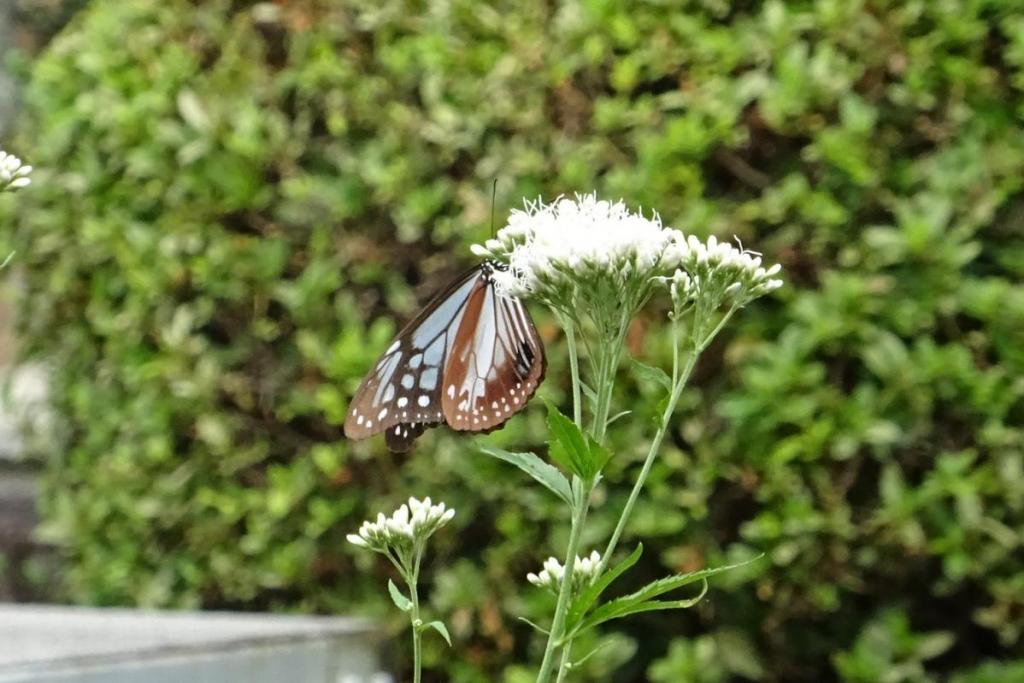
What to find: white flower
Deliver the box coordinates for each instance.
[0,150,32,192]
[664,234,783,314]
[348,497,455,555]
[473,194,782,337]
[527,550,602,594]
[473,194,685,330]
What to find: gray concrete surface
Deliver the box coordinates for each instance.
[0,604,387,683]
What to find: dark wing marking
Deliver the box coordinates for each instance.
[384,421,428,452]
[344,268,484,447]
[441,283,546,432]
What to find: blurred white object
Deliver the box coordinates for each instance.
[0,364,49,461]
[0,605,384,683]
[0,150,31,192]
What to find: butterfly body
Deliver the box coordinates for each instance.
[345,261,545,451]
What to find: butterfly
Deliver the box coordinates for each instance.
[344,260,546,452]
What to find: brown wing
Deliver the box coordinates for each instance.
[441,278,546,432]
[344,268,484,451]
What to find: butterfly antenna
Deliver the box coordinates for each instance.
[490,178,498,239]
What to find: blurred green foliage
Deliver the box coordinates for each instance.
[2,0,1024,680]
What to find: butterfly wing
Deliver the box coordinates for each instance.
[344,267,485,451]
[441,275,546,432]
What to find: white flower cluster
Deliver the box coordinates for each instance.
[348,497,455,554]
[472,194,782,328]
[0,150,32,192]
[527,550,602,594]
[473,194,680,328]
[664,234,783,314]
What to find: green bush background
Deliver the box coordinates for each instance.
[3,0,1024,680]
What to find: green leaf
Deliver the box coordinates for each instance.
[478,444,573,505]
[606,410,632,427]
[546,399,591,477]
[571,556,761,636]
[630,357,672,392]
[544,400,611,481]
[586,435,613,474]
[423,620,452,646]
[568,544,643,627]
[388,579,412,613]
[579,380,598,412]
[570,642,609,670]
[517,616,550,635]
[573,580,709,636]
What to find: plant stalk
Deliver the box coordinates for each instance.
[409,551,424,683]
[555,644,574,682]
[599,306,738,574]
[563,314,584,429]
[535,484,591,683]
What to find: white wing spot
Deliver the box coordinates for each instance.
[397,397,408,408]
[356,415,364,425]
[394,426,401,434]
[386,341,400,354]
[417,395,430,407]
[384,384,395,402]
[378,408,388,420]
[491,401,498,409]
[409,354,423,369]
[401,374,415,389]
[366,419,374,428]
[447,384,456,399]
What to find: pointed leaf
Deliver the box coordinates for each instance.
[388,579,412,613]
[580,380,598,411]
[630,358,672,391]
[573,580,709,635]
[586,435,613,474]
[517,616,550,635]
[570,642,609,670]
[478,444,574,505]
[568,544,643,626]
[606,410,632,427]
[545,399,591,479]
[423,620,452,646]
[570,556,761,637]
[545,435,576,476]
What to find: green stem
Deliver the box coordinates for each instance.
[409,551,424,683]
[535,483,592,683]
[592,318,629,445]
[547,316,587,683]
[555,645,574,682]
[563,314,584,429]
[542,319,628,682]
[599,352,694,572]
[599,306,738,574]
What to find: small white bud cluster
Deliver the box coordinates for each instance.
[347,497,455,554]
[527,550,602,594]
[0,151,32,192]
[663,234,783,314]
